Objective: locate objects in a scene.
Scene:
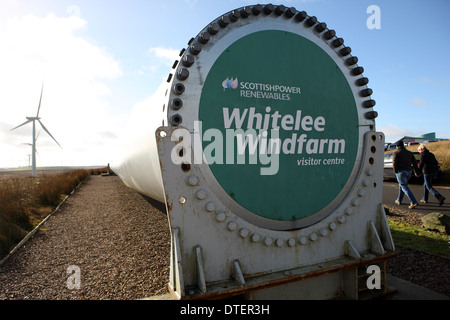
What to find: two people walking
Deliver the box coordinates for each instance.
[393,141,445,209]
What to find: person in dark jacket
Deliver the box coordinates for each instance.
[418,144,445,205]
[392,140,420,209]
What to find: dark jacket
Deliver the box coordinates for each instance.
[419,149,438,174]
[393,147,419,174]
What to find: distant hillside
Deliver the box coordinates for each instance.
[405,140,450,171]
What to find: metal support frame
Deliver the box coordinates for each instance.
[158,126,394,300]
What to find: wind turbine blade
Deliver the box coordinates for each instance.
[37,119,62,148]
[36,83,44,117]
[22,142,39,157]
[10,119,33,131]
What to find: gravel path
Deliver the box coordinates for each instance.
[387,247,450,297]
[0,175,170,300]
[384,205,450,297]
[0,175,448,299]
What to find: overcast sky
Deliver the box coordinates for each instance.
[0,0,449,168]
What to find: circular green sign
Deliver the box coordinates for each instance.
[199,30,358,222]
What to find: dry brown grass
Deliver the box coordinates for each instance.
[406,140,450,183]
[0,168,107,258]
[0,178,33,257]
[418,140,450,171]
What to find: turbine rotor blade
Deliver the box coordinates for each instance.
[21,143,38,155]
[36,83,44,117]
[10,119,33,131]
[37,119,62,148]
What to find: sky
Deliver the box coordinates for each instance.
[0,0,449,168]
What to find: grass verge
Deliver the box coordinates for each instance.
[385,140,450,258]
[0,168,107,258]
[388,219,450,259]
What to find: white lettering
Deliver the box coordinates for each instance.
[281,114,294,130]
[222,107,327,133]
[366,5,381,30]
[366,265,381,289]
[224,304,270,315]
[169,113,348,176]
[180,304,215,317]
[67,265,81,290]
[328,139,346,153]
[223,107,247,129]
[314,116,326,131]
[247,107,262,129]
[301,115,313,131]
[203,128,223,164]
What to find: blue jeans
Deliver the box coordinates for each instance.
[422,173,442,202]
[395,171,418,205]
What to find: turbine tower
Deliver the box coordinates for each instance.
[10,84,61,177]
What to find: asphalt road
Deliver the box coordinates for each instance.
[383,180,450,216]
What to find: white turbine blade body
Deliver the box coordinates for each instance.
[37,119,62,148]
[36,83,44,117]
[10,119,33,131]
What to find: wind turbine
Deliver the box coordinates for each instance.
[10,84,62,177]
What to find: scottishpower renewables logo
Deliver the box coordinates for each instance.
[222,77,302,101]
[222,77,238,90]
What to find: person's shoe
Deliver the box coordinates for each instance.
[395,200,401,205]
[439,196,445,206]
[409,203,418,209]
[420,199,427,204]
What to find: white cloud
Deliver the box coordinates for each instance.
[409,97,429,107]
[0,13,123,168]
[137,46,179,77]
[0,0,18,7]
[184,0,198,8]
[378,124,415,142]
[66,5,81,17]
[148,46,179,65]
[420,76,450,87]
